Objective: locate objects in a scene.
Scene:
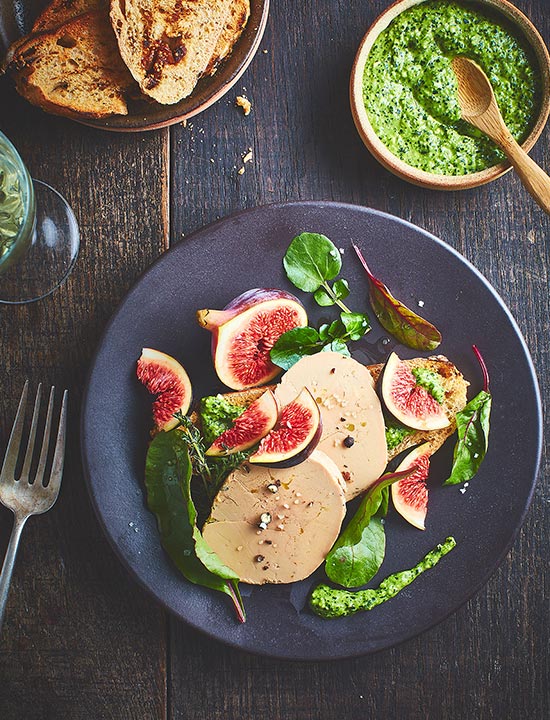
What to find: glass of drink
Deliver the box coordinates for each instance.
[0,132,79,304]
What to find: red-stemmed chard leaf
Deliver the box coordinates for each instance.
[444,346,491,486]
[352,243,442,351]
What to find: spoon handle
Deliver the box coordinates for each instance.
[497,134,550,215]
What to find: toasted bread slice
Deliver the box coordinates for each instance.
[204,0,250,76]
[110,0,234,104]
[7,10,134,118]
[368,355,469,460]
[31,0,107,32]
[194,356,469,463]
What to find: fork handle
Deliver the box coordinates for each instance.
[0,514,28,635]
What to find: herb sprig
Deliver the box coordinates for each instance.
[174,412,247,499]
[271,233,370,369]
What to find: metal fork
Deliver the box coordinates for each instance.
[0,381,68,634]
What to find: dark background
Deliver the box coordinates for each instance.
[0,0,548,718]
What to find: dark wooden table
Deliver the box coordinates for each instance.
[1,1,549,718]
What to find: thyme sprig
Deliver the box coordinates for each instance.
[174,412,249,498]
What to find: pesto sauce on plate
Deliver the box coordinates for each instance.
[363,0,541,175]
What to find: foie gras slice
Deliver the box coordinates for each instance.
[202,450,346,585]
[275,352,387,500]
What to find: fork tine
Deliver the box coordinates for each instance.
[34,386,55,487]
[46,389,68,497]
[20,384,42,482]
[0,381,29,483]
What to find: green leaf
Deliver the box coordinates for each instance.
[353,243,442,351]
[325,339,351,356]
[313,279,351,307]
[339,312,371,341]
[325,467,416,588]
[333,278,350,301]
[283,232,342,292]
[270,326,323,370]
[444,390,492,485]
[145,429,246,622]
[313,286,336,306]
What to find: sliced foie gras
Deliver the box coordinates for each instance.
[275,352,387,500]
[202,450,346,584]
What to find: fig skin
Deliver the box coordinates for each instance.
[391,442,431,530]
[249,387,322,468]
[205,389,280,456]
[197,288,308,391]
[136,347,192,431]
[380,352,450,431]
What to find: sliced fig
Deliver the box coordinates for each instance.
[197,288,308,391]
[205,389,280,456]
[391,442,431,530]
[249,387,322,467]
[381,352,450,431]
[136,348,192,431]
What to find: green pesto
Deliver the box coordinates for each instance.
[310,536,456,618]
[363,0,540,175]
[199,395,245,446]
[385,421,413,452]
[412,367,445,403]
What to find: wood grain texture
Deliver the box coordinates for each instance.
[0,86,169,719]
[0,0,549,718]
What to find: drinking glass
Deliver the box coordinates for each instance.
[0,131,79,304]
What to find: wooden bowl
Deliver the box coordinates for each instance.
[350,0,550,189]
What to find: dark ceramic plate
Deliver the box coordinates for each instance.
[81,202,541,660]
[0,0,269,132]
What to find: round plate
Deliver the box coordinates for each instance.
[81,201,542,660]
[1,0,269,132]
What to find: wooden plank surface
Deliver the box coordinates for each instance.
[0,91,169,719]
[1,0,549,718]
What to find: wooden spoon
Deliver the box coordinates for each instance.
[451,56,550,214]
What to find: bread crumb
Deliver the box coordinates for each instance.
[238,166,245,175]
[236,95,252,115]
[181,119,187,127]
[242,150,253,164]
[262,49,268,54]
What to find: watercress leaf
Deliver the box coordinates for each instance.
[318,323,330,341]
[283,232,342,292]
[339,311,371,341]
[270,326,322,370]
[325,339,351,356]
[352,243,442,351]
[325,467,416,588]
[444,390,492,485]
[327,318,345,338]
[333,278,350,301]
[145,429,246,622]
[313,286,336,307]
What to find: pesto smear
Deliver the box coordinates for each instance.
[199,395,245,445]
[363,0,541,175]
[310,536,456,618]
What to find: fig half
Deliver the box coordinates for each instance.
[197,288,308,391]
[391,442,431,530]
[249,387,322,468]
[136,348,192,431]
[205,389,280,456]
[381,352,450,431]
